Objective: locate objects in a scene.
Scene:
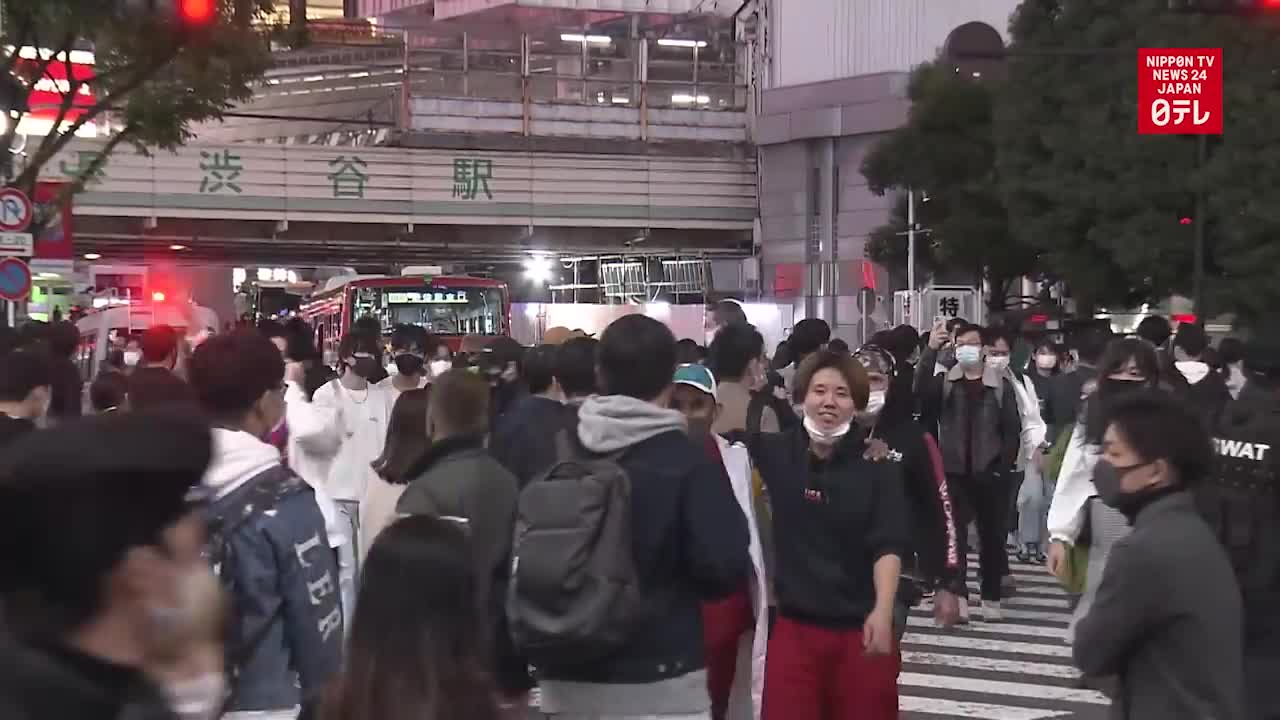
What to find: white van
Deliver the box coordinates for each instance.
[75,302,219,381]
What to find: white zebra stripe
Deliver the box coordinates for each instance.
[914,605,1071,624]
[899,672,1109,705]
[900,696,1074,719]
[901,632,1074,658]
[967,571,1062,585]
[968,583,1066,598]
[907,615,1068,639]
[901,651,1081,679]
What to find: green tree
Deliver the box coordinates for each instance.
[995,0,1280,323]
[861,61,1038,313]
[1,0,275,199]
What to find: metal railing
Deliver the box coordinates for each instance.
[254,33,748,118]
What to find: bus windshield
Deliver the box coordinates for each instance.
[352,285,505,336]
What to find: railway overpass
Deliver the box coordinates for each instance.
[40,138,756,267]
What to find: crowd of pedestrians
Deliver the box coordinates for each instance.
[0,306,1276,720]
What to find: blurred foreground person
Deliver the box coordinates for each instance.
[0,413,215,720]
[0,348,51,447]
[318,516,500,720]
[1073,390,1243,720]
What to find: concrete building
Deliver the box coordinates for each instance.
[749,0,1019,342]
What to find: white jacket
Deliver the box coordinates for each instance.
[1046,423,1099,545]
[716,435,769,720]
[1006,372,1048,471]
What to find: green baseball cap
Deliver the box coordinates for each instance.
[673,363,717,400]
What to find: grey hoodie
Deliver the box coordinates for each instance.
[576,394,687,454]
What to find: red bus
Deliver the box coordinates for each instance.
[300,273,511,361]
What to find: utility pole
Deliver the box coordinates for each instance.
[907,187,917,296]
[1192,134,1207,316]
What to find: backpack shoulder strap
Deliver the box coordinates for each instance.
[746,391,767,434]
[554,428,579,464]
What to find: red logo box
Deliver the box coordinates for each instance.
[1137,48,1223,135]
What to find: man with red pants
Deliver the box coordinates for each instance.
[745,351,908,720]
[672,364,770,720]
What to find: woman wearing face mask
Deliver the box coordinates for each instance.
[744,350,909,720]
[853,345,963,634]
[1045,337,1162,645]
[1071,389,1243,720]
[1029,340,1061,425]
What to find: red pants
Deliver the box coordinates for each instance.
[762,617,899,720]
[703,587,754,720]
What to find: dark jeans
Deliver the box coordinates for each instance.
[948,470,1011,602]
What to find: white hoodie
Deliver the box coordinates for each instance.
[204,428,345,548]
[1176,360,1212,386]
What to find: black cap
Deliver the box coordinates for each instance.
[1244,334,1280,379]
[0,412,212,594]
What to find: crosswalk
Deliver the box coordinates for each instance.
[898,553,1108,720]
[528,553,1110,719]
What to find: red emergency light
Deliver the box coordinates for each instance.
[1172,313,1197,324]
[179,0,215,25]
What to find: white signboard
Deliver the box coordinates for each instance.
[0,232,33,256]
[923,286,981,327]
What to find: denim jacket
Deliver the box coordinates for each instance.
[210,461,344,712]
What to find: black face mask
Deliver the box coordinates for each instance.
[394,353,425,376]
[349,357,380,379]
[1099,377,1150,398]
[1091,459,1171,520]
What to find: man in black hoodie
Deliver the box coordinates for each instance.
[1197,335,1280,720]
[1172,322,1232,429]
[0,349,51,447]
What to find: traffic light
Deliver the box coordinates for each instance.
[1169,0,1280,12]
[117,0,218,31]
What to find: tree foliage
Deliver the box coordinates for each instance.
[2,0,275,199]
[861,61,1038,310]
[996,0,1280,323]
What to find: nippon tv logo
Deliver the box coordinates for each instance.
[1137,48,1223,135]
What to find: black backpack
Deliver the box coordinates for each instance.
[746,388,799,434]
[506,430,643,666]
[205,466,295,709]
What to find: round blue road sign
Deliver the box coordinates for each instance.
[0,257,32,301]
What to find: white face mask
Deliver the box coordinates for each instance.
[164,672,227,720]
[429,359,452,378]
[863,390,886,415]
[1035,353,1058,370]
[985,355,1010,372]
[802,413,852,447]
[123,350,142,367]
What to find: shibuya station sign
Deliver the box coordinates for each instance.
[10,47,98,138]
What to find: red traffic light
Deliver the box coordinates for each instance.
[179,0,215,25]
[1180,217,1193,225]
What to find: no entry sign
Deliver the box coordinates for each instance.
[0,257,32,301]
[0,188,33,232]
